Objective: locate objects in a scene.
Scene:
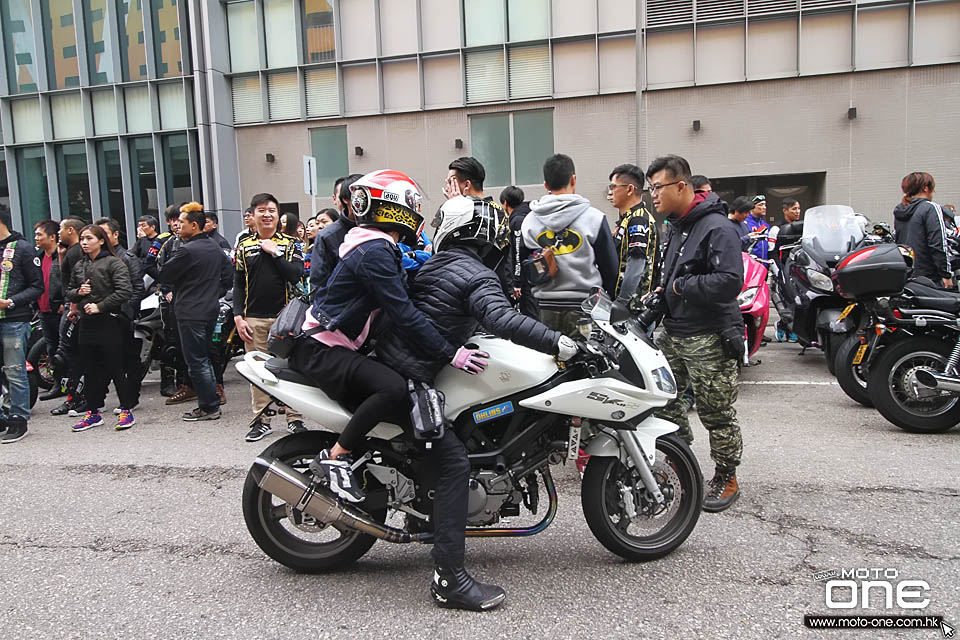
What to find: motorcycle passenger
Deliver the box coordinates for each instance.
[290,170,483,499]
[893,172,953,288]
[375,194,577,611]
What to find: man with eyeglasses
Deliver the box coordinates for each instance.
[646,154,744,513]
[608,164,659,309]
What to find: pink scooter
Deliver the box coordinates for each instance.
[739,251,771,365]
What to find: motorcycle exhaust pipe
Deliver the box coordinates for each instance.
[251,457,428,544]
[914,370,960,393]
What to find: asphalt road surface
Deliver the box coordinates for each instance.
[1,338,958,640]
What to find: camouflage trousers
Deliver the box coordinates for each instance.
[539,309,589,339]
[655,331,743,472]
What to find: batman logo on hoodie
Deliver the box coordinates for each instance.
[536,228,583,255]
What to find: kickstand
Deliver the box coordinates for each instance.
[799,347,807,356]
[247,400,276,429]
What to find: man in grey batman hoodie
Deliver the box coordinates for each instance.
[521,154,619,336]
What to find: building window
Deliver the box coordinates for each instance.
[465,49,506,103]
[158,81,188,129]
[161,132,191,205]
[16,147,50,231]
[264,0,298,68]
[227,1,258,73]
[302,0,335,63]
[508,0,549,41]
[129,136,158,217]
[2,0,40,93]
[231,75,263,124]
[465,0,505,47]
[41,0,81,89]
[305,67,338,117]
[308,126,348,204]
[11,97,43,143]
[150,0,182,78]
[92,88,119,135]
[56,143,92,221]
[83,0,115,84]
[51,92,85,139]
[96,139,125,236]
[125,85,152,133]
[118,0,148,81]
[469,110,553,188]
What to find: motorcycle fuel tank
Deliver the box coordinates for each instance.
[435,335,558,421]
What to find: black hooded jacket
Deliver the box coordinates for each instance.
[661,192,744,337]
[893,198,951,280]
[375,246,562,382]
[309,215,357,293]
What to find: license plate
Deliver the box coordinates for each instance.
[837,304,856,323]
[852,343,868,365]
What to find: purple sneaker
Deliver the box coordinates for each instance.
[72,411,104,432]
[115,409,135,431]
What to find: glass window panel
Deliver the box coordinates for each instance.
[470,114,510,188]
[513,110,552,185]
[465,49,505,103]
[162,133,191,206]
[158,81,187,129]
[11,98,43,143]
[508,0,549,42]
[129,136,158,217]
[151,0,182,78]
[118,0,148,81]
[96,139,126,238]
[508,44,550,99]
[92,88,119,134]
[0,158,10,210]
[1,0,40,93]
[125,85,152,132]
[309,127,349,201]
[267,72,300,120]
[264,0,298,68]
[51,92,85,139]
[56,143,92,220]
[227,1,259,72]
[231,75,263,123]
[303,0,335,63]
[305,67,338,116]
[41,0,81,89]
[83,0,115,84]
[465,0,505,47]
[16,147,50,231]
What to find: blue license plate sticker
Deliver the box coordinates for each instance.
[473,401,514,424]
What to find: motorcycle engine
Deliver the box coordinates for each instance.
[465,471,520,526]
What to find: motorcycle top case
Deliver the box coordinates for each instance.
[833,244,910,299]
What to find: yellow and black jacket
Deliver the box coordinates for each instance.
[232,232,304,318]
[614,203,660,308]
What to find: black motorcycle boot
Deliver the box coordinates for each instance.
[39,386,66,401]
[160,366,177,397]
[703,469,740,513]
[430,566,506,611]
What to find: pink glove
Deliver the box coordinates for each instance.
[450,346,490,375]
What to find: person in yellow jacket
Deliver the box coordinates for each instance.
[608,164,660,310]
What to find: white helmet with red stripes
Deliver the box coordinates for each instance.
[349,169,424,244]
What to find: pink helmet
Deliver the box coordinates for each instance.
[349,169,424,244]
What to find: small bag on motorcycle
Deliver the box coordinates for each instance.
[833,244,910,299]
[267,297,314,359]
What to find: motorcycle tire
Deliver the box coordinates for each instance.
[26,338,55,391]
[867,336,960,433]
[581,433,703,562]
[242,431,387,573]
[833,335,873,408]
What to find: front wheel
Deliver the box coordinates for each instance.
[242,431,387,573]
[581,434,703,562]
[833,334,873,408]
[27,338,55,390]
[867,336,960,433]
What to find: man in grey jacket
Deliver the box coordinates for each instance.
[521,154,619,336]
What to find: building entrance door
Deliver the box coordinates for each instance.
[711,172,826,224]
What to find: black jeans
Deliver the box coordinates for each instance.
[428,429,471,567]
[80,319,135,412]
[160,299,188,386]
[121,319,142,407]
[178,319,219,412]
[40,311,60,361]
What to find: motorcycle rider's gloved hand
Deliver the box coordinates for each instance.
[451,346,490,375]
[557,335,578,361]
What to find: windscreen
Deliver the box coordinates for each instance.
[801,205,865,258]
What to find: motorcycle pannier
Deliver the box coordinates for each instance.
[833,244,910,299]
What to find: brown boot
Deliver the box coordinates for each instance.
[165,385,197,405]
[216,384,226,406]
[703,470,739,513]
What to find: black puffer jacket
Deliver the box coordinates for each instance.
[893,198,951,280]
[66,251,132,318]
[376,246,562,382]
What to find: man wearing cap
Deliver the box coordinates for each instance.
[745,195,771,260]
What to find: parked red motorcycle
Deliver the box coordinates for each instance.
[739,243,771,365]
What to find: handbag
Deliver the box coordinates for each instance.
[408,380,446,440]
[522,230,565,286]
[267,296,323,359]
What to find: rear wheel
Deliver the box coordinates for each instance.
[27,338,55,390]
[581,434,702,561]
[834,334,873,408]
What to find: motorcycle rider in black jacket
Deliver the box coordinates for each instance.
[893,172,953,288]
[375,195,577,611]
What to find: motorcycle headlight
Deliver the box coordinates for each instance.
[806,268,834,292]
[652,366,677,395]
[737,286,759,307]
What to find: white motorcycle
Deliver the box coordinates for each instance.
[238,290,703,572]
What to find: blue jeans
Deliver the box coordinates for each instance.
[178,319,218,412]
[1,321,31,421]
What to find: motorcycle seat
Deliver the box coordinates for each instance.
[264,357,315,387]
[901,280,960,314]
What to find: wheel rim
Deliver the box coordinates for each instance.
[887,350,958,417]
[37,353,55,387]
[598,443,696,549]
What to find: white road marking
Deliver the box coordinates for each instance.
[740,380,838,385]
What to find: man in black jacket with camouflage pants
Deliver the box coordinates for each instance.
[647,155,744,513]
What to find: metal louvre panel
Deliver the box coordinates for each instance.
[647,0,694,27]
[508,45,551,99]
[800,0,852,9]
[747,0,798,15]
[268,72,300,120]
[305,68,339,117]
[466,49,506,103]
[697,0,745,21]
[232,76,263,124]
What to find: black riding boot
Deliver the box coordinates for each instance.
[430,566,505,611]
[160,365,177,397]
